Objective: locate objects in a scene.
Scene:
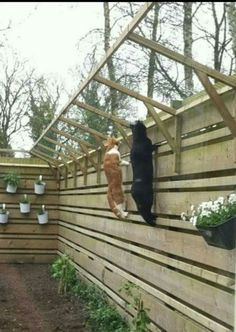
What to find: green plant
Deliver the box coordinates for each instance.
[19,194,30,204]
[3,172,20,187]
[51,255,129,331]
[0,204,7,214]
[38,205,46,215]
[120,281,151,332]
[51,254,77,295]
[181,192,236,227]
[35,175,45,185]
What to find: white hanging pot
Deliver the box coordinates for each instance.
[6,184,17,193]
[0,212,9,224]
[37,211,48,224]
[20,203,30,214]
[34,183,45,195]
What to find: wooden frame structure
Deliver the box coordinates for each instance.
[29,1,236,177]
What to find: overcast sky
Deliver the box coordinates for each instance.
[0,2,105,151]
[1,2,103,89]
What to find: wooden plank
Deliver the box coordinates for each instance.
[58,212,235,273]
[0,253,57,264]
[59,116,107,141]
[0,239,57,249]
[145,102,176,151]
[51,127,96,149]
[195,70,236,136]
[128,33,236,88]
[58,231,234,326]
[58,240,231,332]
[73,100,129,127]
[0,224,58,235]
[174,115,182,173]
[58,216,234,288]
[94,74,176,116]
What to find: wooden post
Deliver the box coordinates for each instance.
[174,116,182,174]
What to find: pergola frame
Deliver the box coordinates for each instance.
[29,1,236,177]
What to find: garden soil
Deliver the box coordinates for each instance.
[0,264,90,332]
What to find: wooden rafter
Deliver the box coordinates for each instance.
[50,127,96,149]
[31,149,58,165]
[195,70,236,137]
[79,142,98,171]
[128,32,236,89]
[144,102,177,152]
[73,100,129,127]
[30,2,154,152]
[114,123,131,148]
[94,74,176,116]
[59,116,107,141]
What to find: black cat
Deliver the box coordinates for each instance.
[130,121,157,226]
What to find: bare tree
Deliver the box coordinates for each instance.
[183,2,193,94]
[0,54,34,149]
[226,2,236,72]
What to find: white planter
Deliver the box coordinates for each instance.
[37,211,48,224]
[6,184,17,193]
[0,212,9,224]
[20,203,30,214]
[34,183,45,195]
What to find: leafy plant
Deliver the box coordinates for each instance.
[3,172,20,187]
[0,203,8,214]
[51,255,129,331]
[181,192,236,227]
[35,175,45,185]
[51,254,77,295]
[19,194,30,204]
[120,281,151,332]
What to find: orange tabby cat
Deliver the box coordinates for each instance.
[103,137,129,219]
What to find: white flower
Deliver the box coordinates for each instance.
[181,212,187,221]
[42,205,45,211]
[190,216,197,226]
[191,205,195,211]
[228,193,236,204]
[215,196,224,205]
[3,203,5,210]
[39,175,42,181]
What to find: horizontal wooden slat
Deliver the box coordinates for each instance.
[0,239,57,249]
[58,225,234,324]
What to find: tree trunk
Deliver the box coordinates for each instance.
[103,2,117,126]
[183,2,193,94]
[147,3,159,98]
[226,2,236,72]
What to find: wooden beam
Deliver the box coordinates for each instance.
[174,116,182,174]
[94,74,176,116]
[144,102,177,152]
[128,32,236,89]
[30,3,154,151]
[73,100,129,127]
[31,148,59,165]
[50,127,96,149]
[114,123,131,148]
[59,116,107,141]
[79,142,98,171]
[42,136,86,175]
[30,150,56,166]
[195,70,236,137]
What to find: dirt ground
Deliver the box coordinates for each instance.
[0,263,90,332]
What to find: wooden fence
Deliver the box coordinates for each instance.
[58,88,235,332]
[0,87,235,331]
[0,162,58,263]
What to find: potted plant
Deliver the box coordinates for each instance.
[181,192,236,250]
[3,172,21,193]
[0,204,9,224]
[37,205,48,224]
[19,194,31,214]
[34,175,46,195]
